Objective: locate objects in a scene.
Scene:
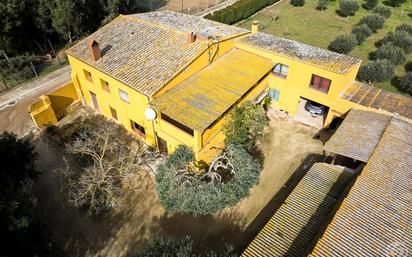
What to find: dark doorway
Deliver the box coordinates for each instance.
[157,136,168,155]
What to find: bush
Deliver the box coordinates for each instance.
[291,0,305,6]
[155,144,261,215]
[388,0,406,7]
[396,24,412,35]
[329,34,358,54]
[317,0,330,10]
[375,43,406,65]
[399,72,412,95]
[339,0,360,16]
[136,237,236,257]
[372,5,392,19]
[351,24,372,44]
[381,30,412,53]
[0,55,35,82]
[358,60,395,82]
[224,102,268,153]
[364,0,378,10]
[205,0,281,24]
[358,14,385,32]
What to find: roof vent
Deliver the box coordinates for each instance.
[87,39,101,61]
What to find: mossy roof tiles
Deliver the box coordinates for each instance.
[341,81,412,120]
[239,32,362,75]
[66,11,247,96]
[151,48,274,131]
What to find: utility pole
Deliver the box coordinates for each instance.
[30,61,38,78]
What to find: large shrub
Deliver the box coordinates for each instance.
[381,30,412,53]
[0,55,35,82]
[224,102,268,153]
[372,5,392,19]
[351,24,372,44]
[364,0,378,10]
[155,144,261,215]
[358,14,385,32]
[339,0,360,16]
[375,43,406,65]
[136,237,236,257]
[291,0,305,7]
[329,34,358,54]
[399,72,412,96]
[388,0,406,7]
[317,0,330,10]
[358,60,395,83]
[205,0,280,24]
[396,24,412,35]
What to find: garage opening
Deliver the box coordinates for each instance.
[295,97,329,129]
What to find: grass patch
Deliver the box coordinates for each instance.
[238,0,412,94]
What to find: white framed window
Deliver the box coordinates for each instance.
[272,63,289,78]
[119,89,129,103]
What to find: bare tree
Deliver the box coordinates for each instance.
[59,122,157,213]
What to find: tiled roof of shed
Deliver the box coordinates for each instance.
[311,118,412,256]
[238,32,361,74]
[242,163,353,257]
[324,109,391,162]
[129,11,248,38]
[151,49,273,131]
[66,12,247,96]
[341,81,412,120]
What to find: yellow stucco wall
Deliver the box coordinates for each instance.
[29,82,79,128]
[235,43,361,124]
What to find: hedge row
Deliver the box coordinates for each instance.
[205,0,280,25]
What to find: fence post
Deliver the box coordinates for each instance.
[48,39,61,65]
[30,62,38,78]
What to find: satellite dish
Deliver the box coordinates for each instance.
[145,108,157,120]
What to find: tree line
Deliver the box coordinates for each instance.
[0,0,147,57]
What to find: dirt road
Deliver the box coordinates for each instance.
[0,66,71,136]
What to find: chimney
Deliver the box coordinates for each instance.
[87,39,101,61]
[251,20,260,34]
[187,32,196,43]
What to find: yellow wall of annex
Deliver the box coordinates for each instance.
[235,43,361,119]
[68,55,157,146]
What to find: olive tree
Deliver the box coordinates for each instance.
[358,60,395,83]
[364,0,378,10]
[400,72,412,96]
[351,24,372,44]
[358,14,385,32]
[317,0,330,10]
[381,30,412,53]
[155,144,261,215]
[372,5,392,19]
[223,102,268,153]
[375,43,406,65]
[396,24,412,35]
[329,34,358,54]
[59,122,155,214]
[339,0,360,16]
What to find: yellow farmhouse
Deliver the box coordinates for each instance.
[64,11,412,162]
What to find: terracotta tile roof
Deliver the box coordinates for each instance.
[341,81,412,120]
[238,32,362,75]
[311,118,412,256]
[151,49,273,131]
[242,163,353,257]
[66,12,247,96]
[129,11,248,38]
[324,109,392,162]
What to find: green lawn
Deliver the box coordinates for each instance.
[238,0,412,94]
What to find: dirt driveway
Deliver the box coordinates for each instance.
[32,108,324,256]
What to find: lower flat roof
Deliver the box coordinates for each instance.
[151,48,274,132]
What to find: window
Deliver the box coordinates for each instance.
[272,64,289,78]
[84,70,93,82]
[161,113,194,136]
[110,106,118,120]
[269,88,280,101]
[131,120,146,137]
[310,74,331,93]
[101,79,110,93]
[119,89,129,103]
